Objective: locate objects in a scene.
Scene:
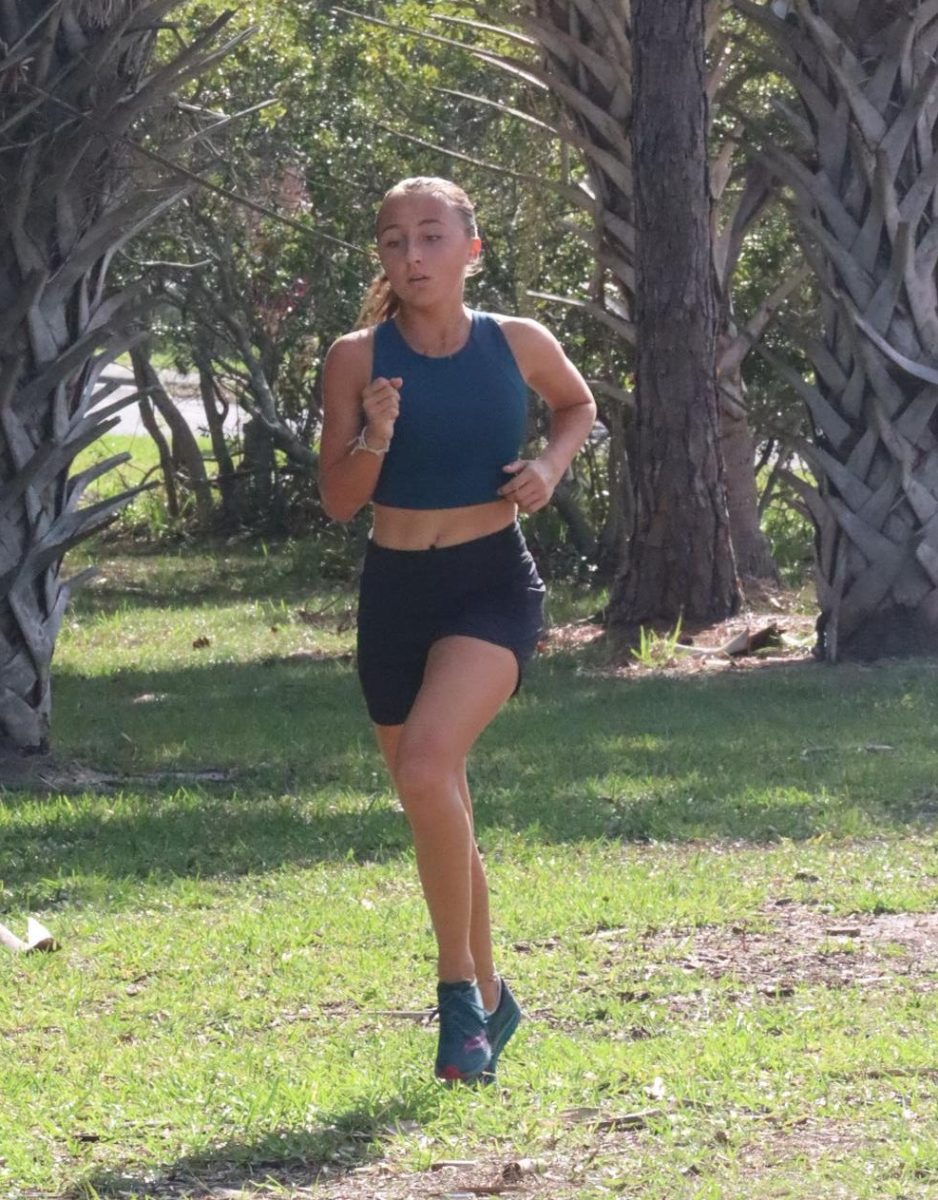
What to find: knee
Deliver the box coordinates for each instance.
[394,748,456,809]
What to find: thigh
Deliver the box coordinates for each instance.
[396,635,518,769]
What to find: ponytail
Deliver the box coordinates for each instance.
[356,271,400,329]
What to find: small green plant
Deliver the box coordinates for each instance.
[631,615,684,667]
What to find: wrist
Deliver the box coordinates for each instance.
[365,423,393,449]
[348,426,390,456]
[536,452,566,489]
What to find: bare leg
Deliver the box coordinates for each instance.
[373,635,516,992]
[376,726,499,1012]
[458,764,498,1011]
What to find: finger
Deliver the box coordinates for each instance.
[365,392,399,414]
[501,460,525,475]
[365,376,401,397]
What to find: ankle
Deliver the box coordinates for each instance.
[479,973,501,1013]
[438,956,476,986]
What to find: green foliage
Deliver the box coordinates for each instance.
[759,470,816,587]
[122,2,820,578]
[762,496,814,586]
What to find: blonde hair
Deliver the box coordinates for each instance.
[356,177,481,328]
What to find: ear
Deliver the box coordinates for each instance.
[468,235,483,265]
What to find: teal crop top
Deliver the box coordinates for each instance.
[370,310,529,509]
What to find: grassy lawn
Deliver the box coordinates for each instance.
[2,538,937,1199]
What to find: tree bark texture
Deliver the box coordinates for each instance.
[609,0,739,629]
[525,0,772,601]
[0,2,238,752]
[738,0,938,659]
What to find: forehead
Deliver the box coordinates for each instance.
[377,191,461,234]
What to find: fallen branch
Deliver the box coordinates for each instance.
[674,623,784,658]
[0,917,58,953]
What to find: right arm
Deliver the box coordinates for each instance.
[319,330,401,523]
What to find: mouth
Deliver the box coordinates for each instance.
[408,275,430,283]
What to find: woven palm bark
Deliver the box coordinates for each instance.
[736,0,938,658]
[0,1,241,752]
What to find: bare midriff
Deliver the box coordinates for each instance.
[371,498,517,550]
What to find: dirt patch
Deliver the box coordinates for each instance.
[733,1117,881,1178]
[58,1148,631,1200]
[304,1156,570,1200]
[0,756,240,794]
[542,591,817,676]
[650,903,938,993]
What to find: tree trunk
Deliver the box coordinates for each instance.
[137,391,180,518]
[719,357,779,582]
[738,0,938,659]
[608,0,739,634]
[195,352,242,528]
[523,1,774,598]
[0,2,239,754]
[130,345,214,526]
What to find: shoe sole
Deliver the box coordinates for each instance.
[436,1069,487,1085]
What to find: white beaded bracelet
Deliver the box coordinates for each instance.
[348,428,390,456]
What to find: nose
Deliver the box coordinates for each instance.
[405,239,422,264]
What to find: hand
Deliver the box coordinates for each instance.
[498,457,559,513]
[361,375,402,444]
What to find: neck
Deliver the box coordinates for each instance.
[396,301,471,356]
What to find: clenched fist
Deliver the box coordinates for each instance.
[361,375,402,445]
[498,458,560,514]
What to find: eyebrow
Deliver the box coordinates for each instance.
[378,218,446,235]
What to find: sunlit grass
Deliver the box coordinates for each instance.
[1,540,937,1198]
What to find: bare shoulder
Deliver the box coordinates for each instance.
[489,314,569,383]
[490,314,560,354]
[489,312,593,410]
[325,326,374,374]
[323,327,374,416]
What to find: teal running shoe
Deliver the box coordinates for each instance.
[482,977,522,1082]
[434,980,492,1083]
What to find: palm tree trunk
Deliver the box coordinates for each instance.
[0,1,240,753]
[737,0,938,659]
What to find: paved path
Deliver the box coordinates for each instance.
[94,364,242,438]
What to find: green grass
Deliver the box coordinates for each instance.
[74,432,217,539]
[2,542,937,1198]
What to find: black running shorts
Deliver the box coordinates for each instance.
[356,522,545,727]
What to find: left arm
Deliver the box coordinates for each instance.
[497,318,598,513]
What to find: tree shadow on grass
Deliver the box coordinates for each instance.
[2,652,937,910]
[71,1093,434,1199]
[66,536,365,619]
